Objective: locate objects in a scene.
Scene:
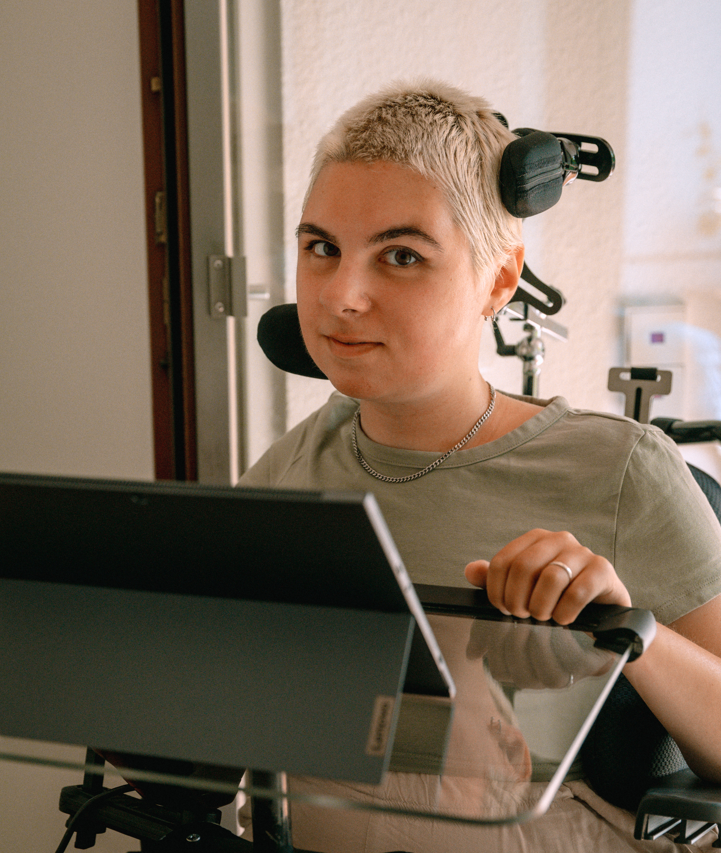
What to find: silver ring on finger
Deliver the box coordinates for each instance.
[549,561,574,582]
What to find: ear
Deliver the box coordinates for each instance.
[487,245,525,313]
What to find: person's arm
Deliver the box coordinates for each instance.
[625,595,721,783]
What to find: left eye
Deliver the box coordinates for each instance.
[384,248,420,267]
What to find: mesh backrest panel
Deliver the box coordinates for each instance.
[580,675,687,810]
[689,463,721,522]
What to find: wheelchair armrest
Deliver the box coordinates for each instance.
[635,768,721,845]
[416,585,656,661]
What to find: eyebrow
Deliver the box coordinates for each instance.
[369,227,443,251]
[296,223,338,244]
[296,222,443,251]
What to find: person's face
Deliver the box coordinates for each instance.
[296,161,494,408]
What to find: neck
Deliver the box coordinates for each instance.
[357,376,495,452]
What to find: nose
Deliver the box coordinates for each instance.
[318,260,371,315]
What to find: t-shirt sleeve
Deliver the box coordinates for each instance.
[236,407,320,488]
[236,392,354,490]
[613,428,721,624]
[238,449,273,488]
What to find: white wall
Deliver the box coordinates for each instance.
[0,0,154,480]
[277,0,721,428]
[0,1,152,850]
[622,0,721,422]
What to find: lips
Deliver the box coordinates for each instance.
[325,334,380,357]
[329,336,373,346]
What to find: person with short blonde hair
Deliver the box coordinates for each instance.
[241,79,721,852]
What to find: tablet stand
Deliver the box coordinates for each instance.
[0,477,455,853]
[57,751,256,851]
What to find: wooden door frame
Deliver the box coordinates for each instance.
[137,0,197,481]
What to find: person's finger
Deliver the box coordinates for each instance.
[489,530,581,617]
[464,558,490,588]
[548,553,631,624]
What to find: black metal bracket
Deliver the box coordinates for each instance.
[552,132,615,183]
[515,263,565,316]
[635,768,721,846]
[492,264,568,397]
[652,417,721,445]
[59,783,253,852]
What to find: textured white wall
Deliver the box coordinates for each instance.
[623,0,721,292]
[277,0,720,428]
[0,0,153,480]
[0,2,152,850]
[622,0,721,422]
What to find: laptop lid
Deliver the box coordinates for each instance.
[0,472,454,782]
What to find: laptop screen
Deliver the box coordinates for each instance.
[0,471,454,699]
[0,472,409,611]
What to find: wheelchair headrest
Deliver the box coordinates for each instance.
[257,303,327,379]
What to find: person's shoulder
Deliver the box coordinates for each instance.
[524,393,656,439]
[504,391,676,458]
[283,390,357,443]
[560,401,679,451]
[239,391,356,486]
[553,400,692,483]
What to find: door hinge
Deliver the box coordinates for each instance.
[208,255,247,319]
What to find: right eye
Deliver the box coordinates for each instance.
[307,240,340,258]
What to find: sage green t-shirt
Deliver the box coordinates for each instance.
[240,392,721,625]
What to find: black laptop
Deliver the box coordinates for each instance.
[0,472,454,783]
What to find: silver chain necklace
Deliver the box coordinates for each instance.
[351,384,496,484]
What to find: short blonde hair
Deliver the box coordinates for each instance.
[304,79,523,276]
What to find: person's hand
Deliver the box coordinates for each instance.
[464,528,632,625]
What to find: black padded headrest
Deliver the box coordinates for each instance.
[499,130,565,218]
[257,303,326,379]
